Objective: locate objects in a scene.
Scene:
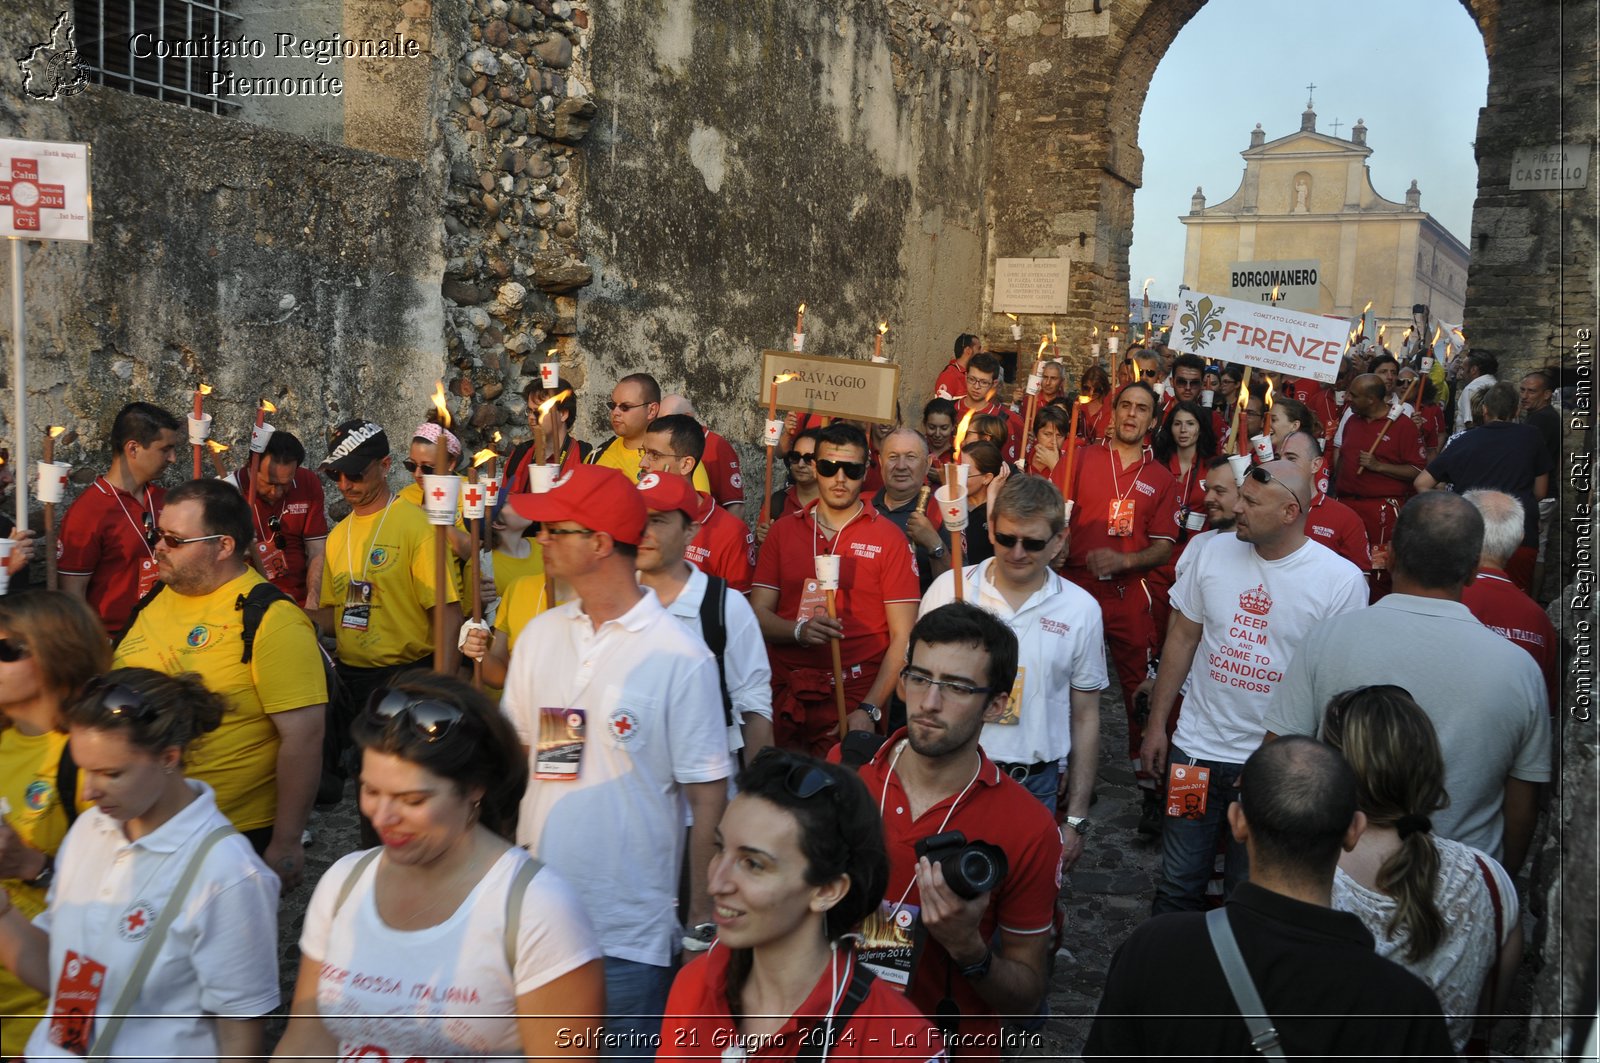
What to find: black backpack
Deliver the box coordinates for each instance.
[696,575,734,731]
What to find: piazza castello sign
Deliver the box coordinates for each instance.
[1510,145,1589,191]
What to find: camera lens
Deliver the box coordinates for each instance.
[945,844,1007,899]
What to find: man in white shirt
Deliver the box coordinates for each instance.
[920,476,1107,869]
[1454,351,1498,435]
[1140,459,1367,913]
[635,471,773,757]
[501,464,730,1048]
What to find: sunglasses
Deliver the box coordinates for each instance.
[155,531,227,549]
[785,451,816,465]
[366,688,465,743]
[814,459,867,480]
[1246,466,1305,510]
[604,401,648,413]
[0,637,32,663]
[83,678,159,723]
[401,459,435,475]
[993,530,1053,553]
[325,462,379,484]
[266,514,283,547]
[783,760,838,801]
[901,668,992,700]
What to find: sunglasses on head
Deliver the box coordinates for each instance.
[993,530,1053,553]
[401,459,435,475]
[1246,466,1304,510]
[814,459,866,480]
[0,637,31,663]
[83,677,159,723]
[365,687,465,743]
[783,759,838,800]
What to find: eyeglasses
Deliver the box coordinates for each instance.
[814,459,867,480]
[604,401,648,413]
[325,462,380,484]
[1246,466,1305,510]
[542,526,597,537]
[901,668,993,700]
[401,459,435,475]
[366,688,465,743]
[84,678,158,723]
[993,530,1053,553]
[155,531,227,549]
[641,449,683,465]
[785,451,816,465]
[0,637,32,663]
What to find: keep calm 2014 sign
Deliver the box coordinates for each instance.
[759,351,901,425]
[0,138,92,242]
[1171,290,1346,384]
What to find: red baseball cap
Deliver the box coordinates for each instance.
[635,471,699,520]
[507,465,647,545]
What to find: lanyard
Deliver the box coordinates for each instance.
[1107,446,1150,507]
[877,741,982,920]
[810,502,864,563]
[240,469,283,546]
[344,494,396,585]
[102,478,157,562]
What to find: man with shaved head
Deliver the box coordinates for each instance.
[1279,429,1370,571]
[872,427,950,593]
[1140,458,1367,913]
[1331,373,1426,597]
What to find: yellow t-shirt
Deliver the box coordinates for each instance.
[493,574,559,655]
[114,570,328,831]
[0,727,71,1055]
[321,497,462,669]
[592,437,712,493]
[493,539,545,596]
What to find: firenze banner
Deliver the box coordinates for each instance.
[1170,290,1347,384]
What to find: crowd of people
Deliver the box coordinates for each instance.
[0,328,1567,1059]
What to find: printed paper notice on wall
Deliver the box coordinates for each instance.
[993,258,1071,315]
[0,138,92,242]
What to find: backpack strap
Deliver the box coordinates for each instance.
[585,436,619,465]
[87,824,236,1062]
[795,952,876,1063]
[109,581,167,651]
[1474,853,1505,1012]
[236,581,296,665]
[55,741,79,827]
[503,853,543,974]
[332,849,383,916]
[696,576,735,730]
[1205,907,1286,1059]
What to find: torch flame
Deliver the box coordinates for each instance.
[260,398,278,414]
[1005,313,1018,322]
[1132,360,1142,381]
[1142,277,1155,297]
[772,372,800,386]
[878,322,889,335]
[537,388,573,419]
[1452,328,1466,343]
[1269,285,1280,302]
[198,383,213,396]
[1361,300,1373,314]
[1377,324,1387,339]
[492,431,503,445]
[206,440,229,453]
[1431,325,1442,345]
[1263,376,1275,410]
[473,448,498,468]
[1111,325,1120,334]
[1078,394,1092,405]
[48,426,65,439]
[953,407,978,458]
[1036,336,1050,357]
[431,381,452,429]
[1050,322,1058,342]
[797,303,806,315]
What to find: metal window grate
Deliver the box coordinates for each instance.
[74,0,242,115]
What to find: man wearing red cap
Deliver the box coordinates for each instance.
[636,471,774,756]
[500,464,730,1045]
[640,414,755,592]
[751,423,921,754]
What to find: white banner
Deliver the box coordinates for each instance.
[1170,290,1346,384]
[0,139,92,242]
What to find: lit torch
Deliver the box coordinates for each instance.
[760,372,802,526]
[191,383,212,479]
[42,426,68,590]
[249,397,278,483]
[874,321,889,362]
[534,389,573,465]
[429,382,455,674]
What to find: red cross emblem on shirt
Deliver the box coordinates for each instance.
[0,158,67,232]
[614,715,632,735]
[463,487,482,506]
[125,909,146,932]
[431,487,447,501]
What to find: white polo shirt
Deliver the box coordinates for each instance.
[656,566,774,753]
[501,588,731,967]
[920,559,1108,765]
[27,782,280,1063]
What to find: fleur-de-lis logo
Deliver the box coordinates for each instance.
[1179,297,1226,351]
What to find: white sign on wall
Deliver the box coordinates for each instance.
[0,138,92,242]
[1510,145,1589,191]
[1227,259,1320,311]
[1129,298,1176,327]
[993,258,1071,315]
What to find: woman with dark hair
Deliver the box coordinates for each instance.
[921,399,957,486]
[1267,396,1320,452]
[1025,403,1073,481]
[761,427,823,545]
[959,442,1005,565]
[1148,402,1216,632]
[276,672,603,1061]
[660,749,943,1060]
[1323,685,1521,1053]
[0,591,111,1056]
[1077,366,1113,444]
[0,666,281,1060]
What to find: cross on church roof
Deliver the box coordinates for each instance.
[1330,118,1343,137]
[1305,82,1316,108]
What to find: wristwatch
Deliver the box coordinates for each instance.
[928,543,948,560]
[957,945,994,981]
[681,921,717,953]
[22,853,54,890]
[1064,816,1091,836]
[857,702,881,723]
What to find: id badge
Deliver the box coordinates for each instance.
[340,580,373,631]
[255,540,288,580]
[535,707,585,780]
[1166,762,1209,819]
[796,578,828,623]
[994,666,1024,726]
[136,557,159,600]
[1108,498,1135,537]
[47,949,106,1056]
[858,901,920,987]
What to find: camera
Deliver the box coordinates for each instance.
[914,830,1008,899]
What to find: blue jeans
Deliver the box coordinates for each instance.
[1016,761,1060,813]
[1152,743,1249,915]
[601,956,673,1059]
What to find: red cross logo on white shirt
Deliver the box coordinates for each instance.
[0,158,66,231]
[125,909,145,932]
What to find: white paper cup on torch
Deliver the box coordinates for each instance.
[814,553,841,591]
[1421,355,1434,373]
[483,476,502,508]
[1062,500,1074,525]
[1010,324,1023,341]
[36,462,70,504]
[763,418,784,448]
[1026,374,1043,396]
[1227,454,1252,487]
[187,414,212,446]
[1107,337,1120,355]
[249,422,275,453]
[935,484,969,531]
[420,475,462,525]
[1200,389,1215,408]
[791,332,805,353]
[527,464,558,494]
[461,485,486,520]
[1334,390,1346,406]
[0,540,14,595]
[539,362,560,388]
[1250,434,1275,463]
[871,355,889,364]
[1385,404,1403,422]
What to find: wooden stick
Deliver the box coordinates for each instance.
[467,466,483,689]
[825,588,848,738]
[432,430,451,674]
[191,389,204,480]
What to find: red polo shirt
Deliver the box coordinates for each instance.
[230,466,329,603]
[955,401,1023,463]
[857,734,1062,1062]
[57,477,166,634]
[754,498,920,672]
[1298,383,1344,445]
[701,429,745,508]
[1305,496,1371,570]
[933,360,968,400]
[1416,403,1446,452]
[1334,413,1426,499]
[1064,443,1180,571]
[687,491,756,592]
[1082,400,1113,445]
[1462,568,1559,712]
